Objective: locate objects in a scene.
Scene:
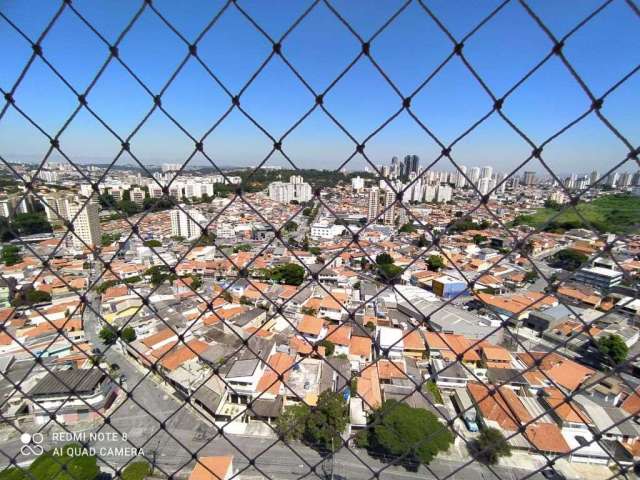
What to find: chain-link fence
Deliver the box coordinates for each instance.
[0,1,639,480]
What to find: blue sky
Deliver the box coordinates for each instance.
[0,0,638,175]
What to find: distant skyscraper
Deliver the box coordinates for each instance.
[468,167,481,186]
[523,171,536,186]
[436,185,452,203]
[480,166,493,180]
[367,188,379,223]
[619,172,632,187]
[171,206,207,240]
[632,171,640,187]
[351,176,365,191]
[455,166,467,189]
[383,189,396,225]
[478,178,491,196]
[403,155,419,178]
[590,170,599,186]
[606,172,619,188]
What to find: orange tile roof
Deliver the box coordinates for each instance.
[543,388,592,424]
[298,315,323,336]
[256,352,295,395]
[189,456,233,480]
[467,382,531,431]
[482,346,512,362]
[358,363,382,409]
[377,359,406,380]
[524,423,570,454]
[403,329,427,351]
[142,328,176,349]
[325,324,351,346]
[160,339,209,371]
[349,336,371,358]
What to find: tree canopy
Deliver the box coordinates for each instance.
[356,400,453,467]
[550,249,588,271]
[120,326,137,343]
[427,255,444,271]
[276,391,349,453]
[597,334,628,365]
[269,263,305,286]
[99,326,118,345]
[1,245,22,266]
[470,427,511,465]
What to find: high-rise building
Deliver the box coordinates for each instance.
[606,172,619,188]
[523,171,536,186]
[480,166,493,180]
[403,155,419,177]
[468,167,481,186]
[455,166,467,189]
[383,189,396,225]
[170,207,207,240]
[43,194,72,225]
[424,185,437,202]
[495,172,506,194]
[632,171,640,187]
[162,163,182,173]
[478,177,491,196]
[367,188,379,223]
[66,198,101,249]
[436,185,452,203]
[619,172,632,187]
[590,170,599,186]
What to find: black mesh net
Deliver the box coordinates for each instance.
[0,1,639,480]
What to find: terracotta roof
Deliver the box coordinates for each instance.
[189,456,233,480]
[256,352,295,396]
[142,328,176,349]
[482,346,512,362]
[524,423,570,454]
[349,336,372,358]
[403,329,427,351]
[325,324,351,346]
[298,315,323,336]
[160,339,209,371]
[358,363,382,409]
[467,382,531,431]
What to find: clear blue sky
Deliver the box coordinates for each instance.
[0,0,638,175]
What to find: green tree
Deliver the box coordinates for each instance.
[398,223,416,233]
[0,443,99,480]
[524,270,538,283]
[11,212,52,236]
[284,221,298,232]
[144,239,162,248]
[270,263,305,286]
[99,326,118,345]
[357,400,453,467]
[276,391,349,453]
[471,427,511,465]
[376,253,394,265]
[120,326,137,343]
[598,334,628,365]
[551,249,588,271]
[379,263,403,283]
[304,390,349,452]
[1,245,22,266]
[473,234,487,245]
[318,339,335,356]
[121,461,151,480]
[427,255,444,271]
[417,234,429,248]
[101,232,121,246]
[302,207,313,217]
[276,403,309,442]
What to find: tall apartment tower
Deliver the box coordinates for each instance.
[367,188,379,223]
[523,171,536,186]
[383,189,396,225]
[455,166,467,189]
[66,199,101,250]
[170,207,207,240]
[468,167,481,186]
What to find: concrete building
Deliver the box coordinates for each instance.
[367,187,379,222]
[383,189,395,225]
[171,206,207,240]
[66,198,101,249]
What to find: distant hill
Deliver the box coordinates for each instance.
[512,194,640,234]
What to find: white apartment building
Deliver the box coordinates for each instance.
[436,184,452,203]
[383,189,395,225]
[351,176,365,191]
[215,223,236,239]
[130,187,146,206]
[367,187,379,222]
[170,206,207,240]
[66,198,101,249]
[268,177,312,203]
[310,221,345,239]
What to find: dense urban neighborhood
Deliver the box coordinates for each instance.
[1,158,640,480]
